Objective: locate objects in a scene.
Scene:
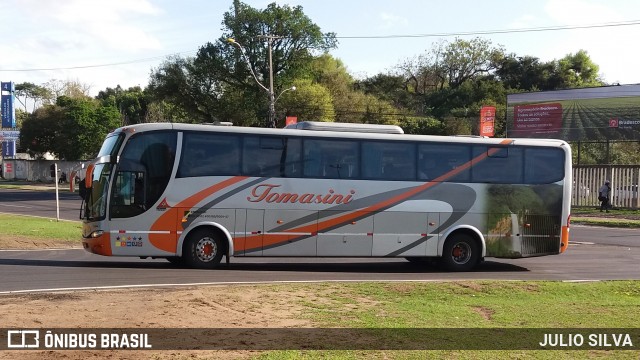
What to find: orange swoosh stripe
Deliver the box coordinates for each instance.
[149,176,248,253]
[240,139,514,251]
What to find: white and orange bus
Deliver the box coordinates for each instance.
[80,121,572,271]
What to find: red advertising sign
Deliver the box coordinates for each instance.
[479,106,496,137]
[512,103,563,136]
[285,116,297,126]
[4,162,12,173]
[609,118,619,128]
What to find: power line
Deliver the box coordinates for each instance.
[2,19,640,72]
[335,19,640,39]
[0,51,196,72]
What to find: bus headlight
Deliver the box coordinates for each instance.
[90,230,105,238]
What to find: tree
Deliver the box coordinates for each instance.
[495,50,603,91]
[97,85,150,125]
[276,79,334,124]
[439,38,504,88]
[397,38,504,93]
[43,79,92,102]
[19,105,64,158]
[356,73,415,110]
[494,54,555,91]
[553,50,603,88]
[14,82,53,112]
[19,97,120,160]
[147,1,337,126]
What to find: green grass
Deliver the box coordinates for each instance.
[257,281,640,359]
[300,281,640,328]
[572,207,640,217]
[572,217,640,228]
[0,213,81,241]
[572,207,640,227]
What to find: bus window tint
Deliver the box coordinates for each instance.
[525,148,565,184]
[472,147,523,183]
[243,136,301,177]
[119,132,177,208]
[362,141,416,180]
[418,144,470,182]
[303,139,359,179]
[178,133,240,177]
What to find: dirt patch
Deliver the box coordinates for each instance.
[0,285,314,359]
[454,282,486,292]
[471,306,495,321]
[0,234,78,250]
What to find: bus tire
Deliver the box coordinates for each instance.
[440,233,480,272]
[184,228,224,269]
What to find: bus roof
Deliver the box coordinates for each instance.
[113,122,568,148]
[284,121,404,134]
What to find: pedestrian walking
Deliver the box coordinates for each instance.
[598,180,611,212]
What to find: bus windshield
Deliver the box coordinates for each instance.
[97,133,124,157]
[85,163,112,221]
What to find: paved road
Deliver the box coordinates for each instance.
[0,188,82,221]
[0,234,638,293]
[0,189,639,293]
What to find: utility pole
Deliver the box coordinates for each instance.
[258,34,281,128]
[228,35,295,128]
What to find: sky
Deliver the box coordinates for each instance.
[1,0,640,96]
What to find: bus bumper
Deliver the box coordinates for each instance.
[82,229,112,256]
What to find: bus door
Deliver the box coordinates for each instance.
[242,209,264,256]
[317,211,373,256]
[372,211,438,257]
[109,164,177,256]
[262,210,318,256]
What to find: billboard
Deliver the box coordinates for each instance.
[506,85,640,141]
[2,140,15,157]
[479,106,495,137]
[1,81,16,128]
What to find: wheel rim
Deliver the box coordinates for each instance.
[195,237,217,262]
[451,242,472,265]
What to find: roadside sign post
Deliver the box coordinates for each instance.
[54,163,60,222]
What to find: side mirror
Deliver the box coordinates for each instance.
[84,163,95,189]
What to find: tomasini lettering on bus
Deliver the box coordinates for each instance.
[247,184,355,204]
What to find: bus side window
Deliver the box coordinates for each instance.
[119,132,177,209]
[524,148,564,184]
[303,146,322,177]
[419,143,470,182]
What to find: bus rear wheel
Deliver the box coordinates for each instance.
[441,233,480,272]
[184,228,224,269]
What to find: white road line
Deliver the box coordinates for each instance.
[0,248,81,252]
[0,203,33,208]
[0,212,80,222]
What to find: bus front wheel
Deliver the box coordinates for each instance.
[184,228,224,269]
[441,233,480,272]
